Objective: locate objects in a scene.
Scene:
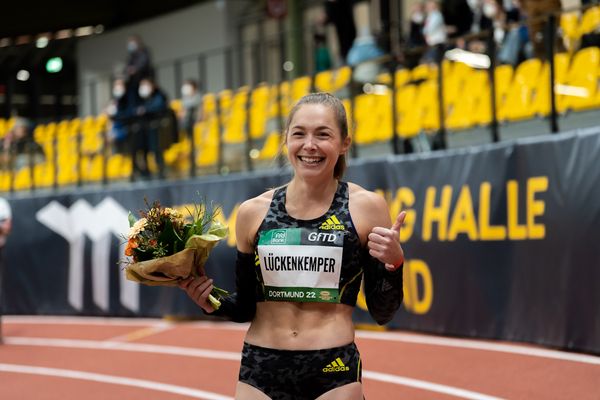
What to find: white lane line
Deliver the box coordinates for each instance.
[5,337,241,361]
[5,337,502,399]
[105,323,174,342]
[0,363,233,400]
[363,370,505,400]
[355,331,600,366]
[7,315,599,365]
[4,315,247,331]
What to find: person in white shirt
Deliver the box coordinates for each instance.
[422,0,448,63]
[0,196,12,344]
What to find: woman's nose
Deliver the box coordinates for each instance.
[303,135,317,149]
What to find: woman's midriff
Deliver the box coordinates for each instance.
[244,302,356,350]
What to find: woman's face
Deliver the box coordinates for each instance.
[286,104,349,179]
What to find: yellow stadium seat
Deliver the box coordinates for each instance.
[353,94,378,145]
[249,84,271,140]
[446,69,488,130]
[220,87,249,144]
[420,80,441,131]
[13,167,32,190]
[0,171,11,192]
[532,53,570,116]
[562,47,600,111]
[197,144,218,167]
[560,11,580,52]
[33,163,54,188]
[580,6,600,36]
[257,132,281,160]
[396,85,420,138]
[291,76,312,101]
[442,61,474,111]
[471,64,513,125]
[500,58,543,121]
[395,68,411,89]
[411,64,433,81]
[314,66,352,94]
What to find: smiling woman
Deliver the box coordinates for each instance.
[179,92,406,400]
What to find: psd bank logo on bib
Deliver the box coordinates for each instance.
[270,229,288,244]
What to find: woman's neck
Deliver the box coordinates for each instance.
[286,177,338,219]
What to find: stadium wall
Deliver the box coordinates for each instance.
[76,1,237,117]
[3,127,600,354]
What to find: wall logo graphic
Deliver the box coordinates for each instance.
[36,197,139,312]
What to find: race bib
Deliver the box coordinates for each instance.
[257,228,344,303]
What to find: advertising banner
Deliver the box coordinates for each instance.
[3,128,600,354]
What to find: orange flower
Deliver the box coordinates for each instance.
[125,238,138,257]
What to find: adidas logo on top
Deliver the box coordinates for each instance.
[322,357,350,373]
[320,215,345,230]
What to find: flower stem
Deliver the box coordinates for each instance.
[208,293,221,310]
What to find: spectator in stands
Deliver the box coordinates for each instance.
[519,0,564,58]
[106,78,134,155]
[463,0,498,53]
[179,92,405,400]
[319,0,357,65]
[133,78,169,179]
[422,0,448,64]
[124,35,154,109]
[408,2,427,49]
[0,117,43,171]
[313,32,332,73]
[179,79,203,140]
[346,27,385,83]
[406,1,428,68]
[497,0,532,65]
[442,0,475,39]
[0,196,12,344]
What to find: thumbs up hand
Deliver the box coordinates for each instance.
[367,211,406,271]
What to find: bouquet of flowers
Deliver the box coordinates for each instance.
[124,199,228,309]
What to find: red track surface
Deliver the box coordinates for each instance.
[1,316,599,399]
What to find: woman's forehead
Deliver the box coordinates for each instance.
[290,104,337,127]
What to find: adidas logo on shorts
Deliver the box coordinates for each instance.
[322,357,350,373]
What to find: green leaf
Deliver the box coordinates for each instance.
[157,218,185,256]
[128,211,137,228]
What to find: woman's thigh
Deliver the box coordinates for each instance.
[235,381,271,400]
[316,382,363,400]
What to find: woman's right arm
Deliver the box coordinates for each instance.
[179,196,267,322]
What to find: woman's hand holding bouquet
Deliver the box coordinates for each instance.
[124,200,228,310]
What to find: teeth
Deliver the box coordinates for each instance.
[299,156,322,164]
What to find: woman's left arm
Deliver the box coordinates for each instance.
[353,189,406,325]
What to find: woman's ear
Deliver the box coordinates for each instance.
[341,135,352,154]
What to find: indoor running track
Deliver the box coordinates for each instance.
[1,316,599,399]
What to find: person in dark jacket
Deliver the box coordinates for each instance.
[133,78,168,179]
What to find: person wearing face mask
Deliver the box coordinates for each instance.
[106,78,134,155]
[124,35,154,108]
[133,78,168,179]
[409,2,427,49]
[179,79,203,140]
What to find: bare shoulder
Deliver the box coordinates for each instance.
[347,182,391,242]
[348,182,388,213]
[235,189,275,252]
